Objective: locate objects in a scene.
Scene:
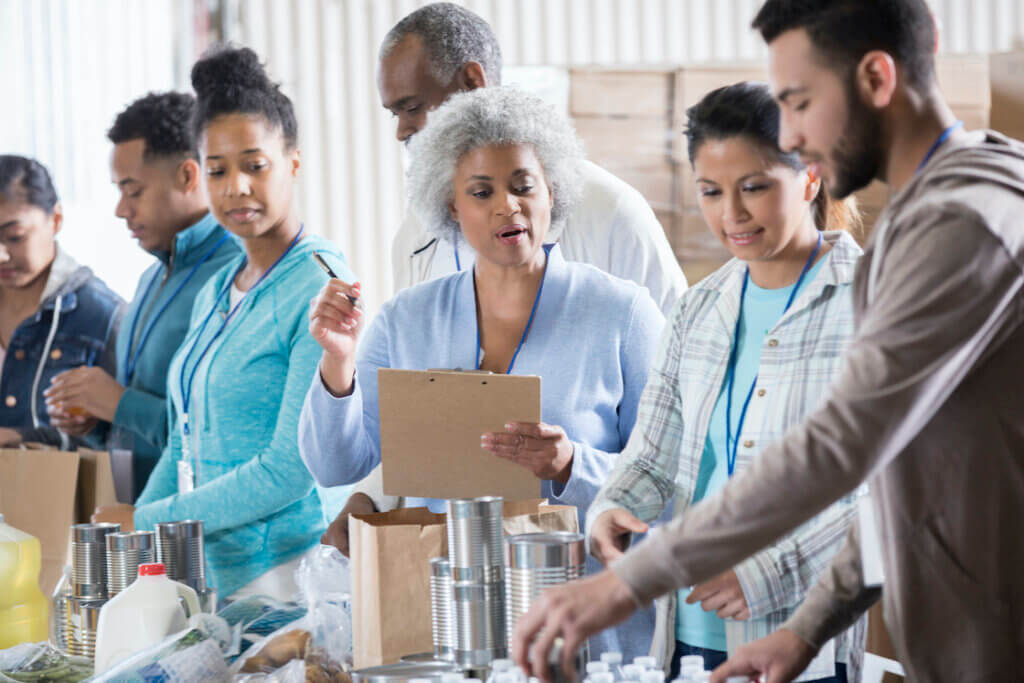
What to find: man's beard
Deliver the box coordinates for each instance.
[827,83,885,199]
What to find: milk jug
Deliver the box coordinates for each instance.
[93,562,200,673]
[0,514,49,648]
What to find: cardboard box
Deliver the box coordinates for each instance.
[569,68,674,118]
[936,54,990,109]
[573,117,673,169]
[656,208,731,284]
[990,51,1024,139]
[0,447,116,594]
[672,63,769,164]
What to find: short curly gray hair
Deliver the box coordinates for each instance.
[405,86,584,243]
[380,3,502,86]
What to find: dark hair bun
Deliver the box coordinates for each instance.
[191,46,270,99]
[189,44,298,147]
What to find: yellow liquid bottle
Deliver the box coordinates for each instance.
[0,514,49,648]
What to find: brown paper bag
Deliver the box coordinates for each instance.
[350,507,447,668]
[349,500,579,668]
[0,447,117,594]
[502,499,579,536]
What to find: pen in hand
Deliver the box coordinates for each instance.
[312,251,364,311]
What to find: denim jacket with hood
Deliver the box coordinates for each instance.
[1,246,123,448]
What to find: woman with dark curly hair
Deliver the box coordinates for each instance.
[93,45,356,602]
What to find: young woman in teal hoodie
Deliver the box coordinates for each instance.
[94,45,355,600]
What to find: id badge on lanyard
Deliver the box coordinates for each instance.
[178,416,196,493]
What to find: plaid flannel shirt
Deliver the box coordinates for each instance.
[587,231,867,679]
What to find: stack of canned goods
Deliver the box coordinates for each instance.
[66,522,120,658]
[53,520,210,661]
[446,497,507,667]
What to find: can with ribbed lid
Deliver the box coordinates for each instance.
[67,597,104,659]
[429,557,455,660]
[154,520,206,591]
[352,661,462,683]
[452,580,507,667]
[505,532,584,649]
[105,531,155,598]
[71,523,120,599]
[446,497,503,570]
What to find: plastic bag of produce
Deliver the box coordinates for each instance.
[0,642,92,683]
[229,546,352,682]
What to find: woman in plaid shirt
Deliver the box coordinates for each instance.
[586,82,867,682]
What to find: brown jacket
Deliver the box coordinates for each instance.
[613,130,1024,682]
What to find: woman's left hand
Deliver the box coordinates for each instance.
[0,427,22,447]
[481,422,574,485]
[686,569,751,620]
[45,367,126,423]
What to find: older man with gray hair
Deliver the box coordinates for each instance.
[378,2,687,309]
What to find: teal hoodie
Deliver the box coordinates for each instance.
[134,232,354,596]
[112,212,240,497]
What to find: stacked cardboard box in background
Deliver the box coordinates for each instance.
[570,65,766,284]
[990,51,1024,143]
[571,56,997,284]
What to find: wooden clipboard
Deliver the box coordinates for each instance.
[377,368,542,500]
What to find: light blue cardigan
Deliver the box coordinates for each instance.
[134,234,355,597]
[299,244,664,659]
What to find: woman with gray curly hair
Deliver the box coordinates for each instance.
[298,87,665,659]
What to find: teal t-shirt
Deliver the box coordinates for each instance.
[676,255,826,650]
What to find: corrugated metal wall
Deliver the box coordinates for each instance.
[224,0,1024,315]
[1,0,198,298]
[5,0,1024,305]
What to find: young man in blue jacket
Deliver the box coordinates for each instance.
[46,92,240,499]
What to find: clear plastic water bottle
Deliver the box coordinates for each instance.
[485,660,515,683]
[640,671,664,683]
[679,655,703,674]
[591,673,615,683]
[600,652,624,681]
[587,662,610,676]
[621,664,644,682]
[634,656,658,671]
[442,674,467,683]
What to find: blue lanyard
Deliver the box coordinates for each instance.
[454,239,462,272]
[917,121,963,173]
[178,226,304,434]
[123,234,229,385]
[474,245,550,375]
[724,231,822,476]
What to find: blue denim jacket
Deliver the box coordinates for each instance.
[1,248,123,447]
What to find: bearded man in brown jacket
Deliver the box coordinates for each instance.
[512,1,1024,681]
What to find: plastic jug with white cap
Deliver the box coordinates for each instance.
[93,562,200,673]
